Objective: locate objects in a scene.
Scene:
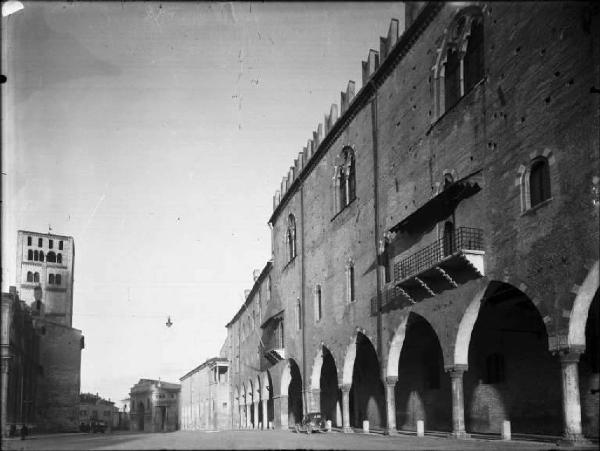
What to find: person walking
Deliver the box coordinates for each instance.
[20,423,28,440]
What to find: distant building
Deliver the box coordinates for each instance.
[180,357,230,431]
[0,288,40,437]
[115,398,131,430]
[129,379,180,432]
[79,393,118,429]
[15,230,84,432]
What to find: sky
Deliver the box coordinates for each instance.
[1,1,405,403]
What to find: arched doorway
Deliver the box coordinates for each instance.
[137,402,145,431]
[395,313,451,432]
[580,289,599,438]
[288,360,303,427]
[349,332,385,428]
[319,346,341,426]
[464,282,562,434]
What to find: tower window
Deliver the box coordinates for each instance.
[27,236,32,246]
[27,271,33,282]
[38,238,43,247]
[59,241,63,250]
[49,239,53,249]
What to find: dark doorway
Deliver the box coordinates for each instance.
[580,289,599,438]
[320,346,341,425]
[137,402,145,431]
[288,360,303,427]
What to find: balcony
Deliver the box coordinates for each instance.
[263,347,285,365]
[373,227,484,313]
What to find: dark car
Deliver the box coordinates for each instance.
[90,420,107,433]
[294,412,328,434]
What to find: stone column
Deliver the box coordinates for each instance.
[244,402,249,429]
[278,395,289,429]
[447,366,468,439]
[558,351,590,445]
[310,389,321,413]
[341,384,353,433]
[1,360,10,438]
[262,396,269,429]
[253,400,259,429]
[384,376,397,435]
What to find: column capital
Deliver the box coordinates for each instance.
[445,364,468,376]
[558,350,583,365]
[385,376,398,385]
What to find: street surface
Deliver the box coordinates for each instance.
[3,429,597,450]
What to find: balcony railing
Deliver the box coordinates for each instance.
[394,227,484,282]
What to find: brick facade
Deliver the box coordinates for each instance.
[224,2,599,441]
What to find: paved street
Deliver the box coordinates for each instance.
[3,429,598,450]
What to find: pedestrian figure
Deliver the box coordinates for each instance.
[9,424,16,437]
[20,423,28,440]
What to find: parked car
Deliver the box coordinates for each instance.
[294,412,328,434]
[90,420,107,433]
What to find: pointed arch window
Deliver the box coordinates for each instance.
[286,214,297,263]
[520,156,552,211]
[314,284,322,322]
[435,9,485,118]
[27,271,33,282]
[28,250,33,261]
[335,147,357,213]
[34,250,39,261]
[34,272,40,283]
[57,253,62,264]
[39,251,45,262]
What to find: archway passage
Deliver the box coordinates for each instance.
[395,313,451,432]
[288,360,303,427]
[137,402,145,431]
[320,346,341,425]
[350,332,385,428]
[265,372,274,428]
[580,289,599,438]
[465,282,562,435]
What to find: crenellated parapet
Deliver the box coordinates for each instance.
[270,16,404,219]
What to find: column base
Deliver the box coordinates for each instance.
[384,428,398,436]
[557,434,592,447]
[343,426,354,434]
[450,430,470,439]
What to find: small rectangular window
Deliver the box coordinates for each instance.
[49,239,53,249]
[27,236,32,246]
[38,237,43,247]
[59,241,63,250]
[314,285,322,322]
[348,264,356,303]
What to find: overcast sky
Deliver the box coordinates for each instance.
[2,1,405,403]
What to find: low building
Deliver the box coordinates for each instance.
[180,357,230,431]
[129,379,180,432]
[1,288,40,437]
[79,393,118,429]
[115,398,131,430]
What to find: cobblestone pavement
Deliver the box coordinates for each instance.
[2,429,597,450]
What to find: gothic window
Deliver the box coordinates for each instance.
[57,253,62,264]
[34,250,39,261]
[520,156,552,211]
[529,158,551,207]
[314,285,322,322]
[485,353,505,384]
[47,252,56,263]
[27,236,32,246]
[49,274,55,284]
[435,9,485,118]
[56,274,62,285]
[34,272,40,283]
[286,214,297,263]
[28,250,33,260]
[27,271,33,282]
[335,147,357,212]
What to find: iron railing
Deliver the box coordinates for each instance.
[393,227,484,282]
